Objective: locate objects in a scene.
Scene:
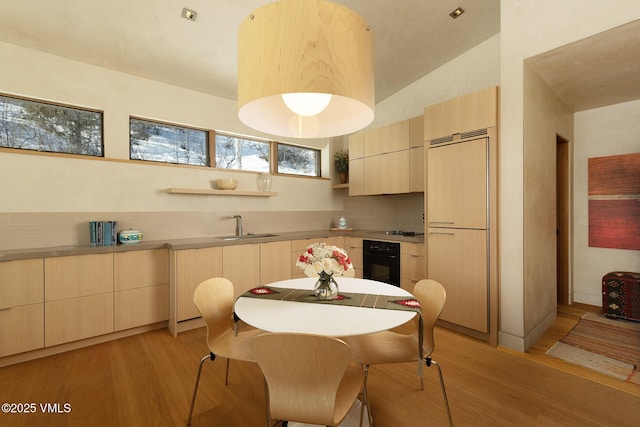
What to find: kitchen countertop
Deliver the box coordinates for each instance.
[0,229,424,262]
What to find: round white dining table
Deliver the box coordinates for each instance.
[234,277,417,337]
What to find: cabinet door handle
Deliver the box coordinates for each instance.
[0,306,11,312]
[429,221,454,225]
[429,232,455,236]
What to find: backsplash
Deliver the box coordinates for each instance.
[342,193,424,232]
[0,210,341,250]
[0,193,424,250]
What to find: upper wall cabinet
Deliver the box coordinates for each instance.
[364,120,410,157]
[424,86,498,141]
[348,115,424,196]
[349,131,365,160]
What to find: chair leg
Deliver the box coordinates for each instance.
[224,358,231,385]
[425,357,453,427]
[187,352,215,426]
[359,365,372,427]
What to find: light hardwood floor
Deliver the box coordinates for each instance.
[1,305,639,426]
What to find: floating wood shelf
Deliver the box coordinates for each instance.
[332,183,349,189]
[167,188,277,197]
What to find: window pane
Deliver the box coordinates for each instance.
[130,118,208,166]
[0,95,103,156]
[214,133,270,172]
[277,143,320,176]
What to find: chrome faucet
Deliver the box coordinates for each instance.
[231,215,243,236]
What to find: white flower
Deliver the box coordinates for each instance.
[296,242,353,278]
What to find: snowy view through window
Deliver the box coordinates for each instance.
[215,134,270,172]
[1,95,319,177]
[130,118,208,166]
[0,95,103,156]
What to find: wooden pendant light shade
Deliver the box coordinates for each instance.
[237,0,375,138]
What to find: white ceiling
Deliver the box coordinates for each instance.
[0,0,500,103]
[526,18,640,112]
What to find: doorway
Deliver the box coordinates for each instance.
[556,136,569,305]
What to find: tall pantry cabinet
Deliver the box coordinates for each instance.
[424,86,499,346]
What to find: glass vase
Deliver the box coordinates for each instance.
[256,172,272,192]
[314,271,339,300]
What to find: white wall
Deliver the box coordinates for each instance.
[0,40,343,214]
[573,99,640,305]
[499,0,640,351]
[369,34,500,127]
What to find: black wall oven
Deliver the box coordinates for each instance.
[363,239,401,287]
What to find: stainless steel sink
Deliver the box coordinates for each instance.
[218,233,279,241]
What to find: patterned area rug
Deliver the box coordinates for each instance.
[546,312,640,385]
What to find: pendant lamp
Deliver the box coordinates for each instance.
[237,0,375,139]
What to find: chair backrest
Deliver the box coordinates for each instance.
[251,333,358,426]
[193,277,235,348]
[413,279,447,357]
[342,267,356,277]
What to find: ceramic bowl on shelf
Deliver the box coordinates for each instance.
[215,179,238,190]
[119,229,143,245]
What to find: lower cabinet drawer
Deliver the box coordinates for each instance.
[115,284,169,331]
[45,293,114,347]
[0,303,44,357]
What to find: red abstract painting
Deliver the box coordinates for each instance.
[588,153,640,250]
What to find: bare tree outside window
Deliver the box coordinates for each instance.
[277,143,320,176]
[130,118,208,166]
[0,94,103,156]
[214,133,270,172]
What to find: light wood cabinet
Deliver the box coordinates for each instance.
[348,157,365,196]
[348,117,424,196]
[261,240,292,285]
[322,235,344,248]
[348,131,365,159]
[114,249,169,331]
[427,228,488,333]
[409,115,425,192]
[45,253,113,301]
[223,244,260,299]
[44,253,114,347]
[114,285,168,332]
[401,242,426,293]
[410,115,424,148]
[424,86,498,141]
[45,293,114,347]
[0,259,44,357]
[364,120,410,156]
[427,138,488,229]
[409,145,425,193]
[425,111,498,345]
[344,236,363,278]
[174,246,223,322]
[365,150,410,195]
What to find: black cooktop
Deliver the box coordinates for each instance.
[382,230,424,237]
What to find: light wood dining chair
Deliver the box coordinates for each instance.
[342,267,356,277]
[251,332,370,427]
[344,279,453,426]
[187,277,264,425]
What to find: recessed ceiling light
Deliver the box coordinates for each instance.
[449,7,464,19]
[181,8,197,21]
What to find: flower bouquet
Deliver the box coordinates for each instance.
[296,243,353,299]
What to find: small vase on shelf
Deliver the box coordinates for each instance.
[314,271,339,300]
[256,172,272,192]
